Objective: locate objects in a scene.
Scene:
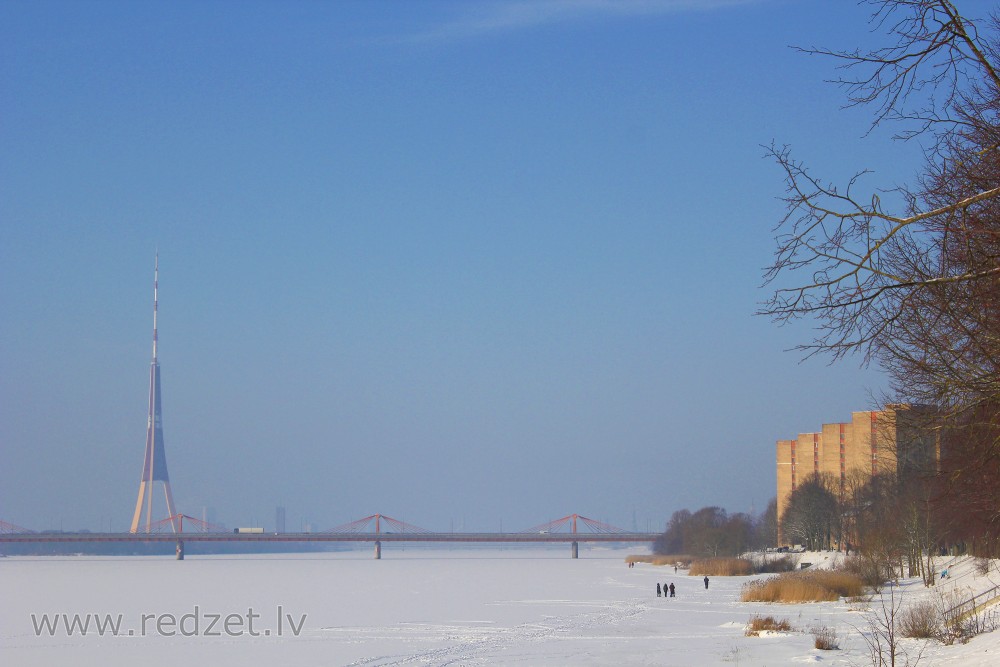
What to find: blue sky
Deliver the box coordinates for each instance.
[0,0,942,532]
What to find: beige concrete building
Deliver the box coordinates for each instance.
[775,405,938,546]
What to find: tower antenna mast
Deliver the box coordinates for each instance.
[130,253,179,533]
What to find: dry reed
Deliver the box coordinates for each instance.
[689,558,753,576]
[812,625,839,650]
[740,570,864,603]
[745,614,792,636]
[625,554,692,567]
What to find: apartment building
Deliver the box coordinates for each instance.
[775,405,938,545]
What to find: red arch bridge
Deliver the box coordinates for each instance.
[0,514,660,559]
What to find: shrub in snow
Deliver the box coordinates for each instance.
[745,614,792,636]
[811,625,838,650]
[899,600,939,639]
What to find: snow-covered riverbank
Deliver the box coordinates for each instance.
[2,546,997,665]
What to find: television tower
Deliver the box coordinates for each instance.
[129,253,179,533]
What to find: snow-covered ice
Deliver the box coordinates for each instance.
[1,546,998,666]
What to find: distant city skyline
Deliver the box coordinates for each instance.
[3,0,959,532]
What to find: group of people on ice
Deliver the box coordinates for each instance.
[655,576,708,598]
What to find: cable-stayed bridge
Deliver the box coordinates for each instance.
[0,513,659,559]
[2,261,662,561]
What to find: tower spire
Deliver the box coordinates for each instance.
[130,253,178,533]
[152,251,158,362]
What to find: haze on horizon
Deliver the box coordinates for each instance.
[2,0,924,533]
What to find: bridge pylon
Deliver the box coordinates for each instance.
[327,514,431,559]
[520,514,629,558]
[0,520,35,534]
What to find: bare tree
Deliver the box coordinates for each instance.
[654,506,757,557]
[754,498,779,550]
[845,472,906,588]
[763,0,1000,369]
[781,474,840,550]
[935,401,1000,554]
[854,583,927,667]
[897,476,940,584]
[761,0,1000,543]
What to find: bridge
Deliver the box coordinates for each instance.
[0,514,660,560]
[1,268,667,560]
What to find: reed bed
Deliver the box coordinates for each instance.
[740,570,865,603]
[688,557,753,576]
[745,614,793,636]
[625,554,692,567]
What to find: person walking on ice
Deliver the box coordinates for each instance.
[704,576,709,590]
[656,583,661,597]
[668,582,675,597]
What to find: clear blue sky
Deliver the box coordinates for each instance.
[1,0,942,532]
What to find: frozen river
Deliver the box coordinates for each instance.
[2,546,997,665]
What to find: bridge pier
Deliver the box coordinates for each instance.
[175,539,184,560]
[571,541,578,559]
[374,540,382,560]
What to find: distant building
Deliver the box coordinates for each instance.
[776,405,939,546]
